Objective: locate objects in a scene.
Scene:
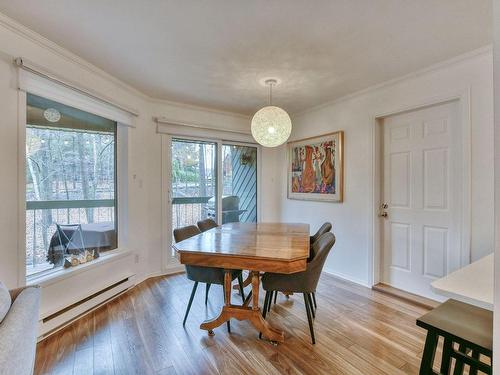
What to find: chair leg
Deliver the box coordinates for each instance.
[419,330,439,375]
[307,292,315,319]
[237,274,245,302]
[469,350,480,375]
[263,291,270,319]
[453,343,467,375]
[205,283,211,305]
[222,283,231,333]
[312,292,317,309]
[303,293,315,344]
[259,291,270,339]
[183,281,198,326]
[267,292,272,313]
[273,290,278,305]
[440,336,452,375]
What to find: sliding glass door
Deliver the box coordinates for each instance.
[167,138,258,262]
[222,144,257,223]
[170,139,217,254]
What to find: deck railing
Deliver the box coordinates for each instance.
[171,196,212,230]
[26,199,115,275]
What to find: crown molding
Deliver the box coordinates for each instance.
[0,11,251,120]
[0,11,492,122]
[0,12,150,101]
[292,44,493,118]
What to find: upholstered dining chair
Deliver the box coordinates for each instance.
[270,222,333,309]
[309,222,332,257]
[173,225,245,330]
[197,218,218,232]
[308,222,331,308]
[261,232,336,344]
[196,218,246,302]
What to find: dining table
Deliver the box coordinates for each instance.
[173,222,310,343]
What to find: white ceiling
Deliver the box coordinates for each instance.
[0,0,492,115]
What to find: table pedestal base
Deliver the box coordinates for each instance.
[200,305,285,342]
[200,270,285,343]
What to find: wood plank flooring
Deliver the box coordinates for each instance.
[34,273,433,375]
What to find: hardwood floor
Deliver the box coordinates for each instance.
[34,273,432,375]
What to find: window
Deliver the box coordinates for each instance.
[25,94,118,277]
[170,139,217,255]
[222,144,257,223]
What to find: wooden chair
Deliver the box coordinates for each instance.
[173,225,245,331]
[197,218,218,232]
[261,232,336,344]
[417,299,493,375]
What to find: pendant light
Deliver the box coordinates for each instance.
[251,79,292,147]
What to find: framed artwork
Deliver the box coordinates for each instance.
[287,131,344,202]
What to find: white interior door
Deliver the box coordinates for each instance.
[381,100,464,299]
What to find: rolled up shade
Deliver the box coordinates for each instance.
[17,57,137,127]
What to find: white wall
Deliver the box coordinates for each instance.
[0,9,495,335]
[278,48,494,286]
[0,13,256,321]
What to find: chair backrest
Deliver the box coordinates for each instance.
[305,232,336,291]
[309,222,332,260]
[310,222,332,244]
[197,218,218,232]
[173,225,201,243]
[173,225,205,282]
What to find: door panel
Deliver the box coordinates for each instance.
[170,139,217,254]
[423,225,448,278]
[390,222,411,271]
[382,100,462,299]
[222,144,258,223]
[390,152,411,208]
[423,148,448,209]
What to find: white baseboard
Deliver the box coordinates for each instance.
[322,269,372,288]
[38,274,135,341]
[137,265,185,284]
[37,267,185,342]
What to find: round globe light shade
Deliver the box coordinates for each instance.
[43,108,61,123]
[251,105,292,147]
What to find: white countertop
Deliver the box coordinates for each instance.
[431,253,494,311]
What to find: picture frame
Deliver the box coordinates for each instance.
[287,131,344,202]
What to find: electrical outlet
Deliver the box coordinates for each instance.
[134,254,140,264]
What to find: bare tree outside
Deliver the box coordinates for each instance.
[26,94,117,276]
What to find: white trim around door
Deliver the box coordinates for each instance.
[368,88,472,288]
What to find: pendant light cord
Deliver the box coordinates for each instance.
[269,82,273,106]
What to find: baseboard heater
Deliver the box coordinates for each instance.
[38,274,135,341]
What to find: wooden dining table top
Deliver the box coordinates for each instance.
[174,222,310,342]
[173,222,310,273]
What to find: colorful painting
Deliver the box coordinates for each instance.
[288,131,343,202]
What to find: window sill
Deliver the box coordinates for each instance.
[26,248,133,288]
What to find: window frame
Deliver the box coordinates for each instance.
[221,142,259,224]
[18,90,130,285]
[161,133,261,272]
